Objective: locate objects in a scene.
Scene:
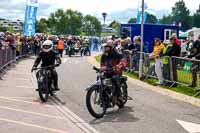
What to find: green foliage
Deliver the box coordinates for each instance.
[36,18,48,33]
[193,5,200,28]
[8,26,14,33]
[159,0,198,31]
[171,0,191,31]
[82,15,102,36]
[159,15,173,24]
[36,9,101,35]
[47,9,83,35]
[109,20,120,34]
[0,25,7,32]
[128,18,137,23]
[146,14,158,24]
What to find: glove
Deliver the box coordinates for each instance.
[100,66,107,71]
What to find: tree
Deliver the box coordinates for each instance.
[8,26,14,33]
[48,9,83,35]
[82,15,102,36]
[193,5,200,28]
[109,20,120,33]
[0,25,7,32]
[128,18,137,23]
[159,15,173,24]
[172,0,191,31]
[146,14,158,24]
[36,18,48,33]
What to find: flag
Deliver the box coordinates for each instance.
[23,0,39,36]
[137,2,148,24]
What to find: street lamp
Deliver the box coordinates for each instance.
[102,12,107,25]
[139,0,144,79]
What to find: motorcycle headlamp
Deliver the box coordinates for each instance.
[103,79,112,87]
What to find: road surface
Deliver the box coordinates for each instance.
[56,55,200,133]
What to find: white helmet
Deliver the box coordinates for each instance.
[102,40,113,47]
[42,40,53,52]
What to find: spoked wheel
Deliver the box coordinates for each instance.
[38,78,49,102]
[86,87,106,118]
[117,82,128,108]
[121,82,128,104]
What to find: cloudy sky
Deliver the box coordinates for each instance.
[0,0,199,23]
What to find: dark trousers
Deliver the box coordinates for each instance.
[112,75,121,97]
[58,50,63,57]
[163,64,171,83]
[191,63,199,86]
[172,58,178,82]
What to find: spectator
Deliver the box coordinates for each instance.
[33,37,40,56]
[149,38,165,85]
[16,37,22,57]
[180,39,189,57]
[172,33,181,46]
[132,36,141,71]
[168,37,181,86]
[57,36,64,57]
[162,42,173,84]
[188,35,200,87]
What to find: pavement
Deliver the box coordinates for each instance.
[1,55,200,133]
[0,58,97,133]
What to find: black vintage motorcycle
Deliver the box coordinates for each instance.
[86,66,129,118]
[32,64,59,102]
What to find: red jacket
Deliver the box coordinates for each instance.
[176,39,181,46]
[100,50,127,75]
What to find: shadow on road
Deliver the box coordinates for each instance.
[89,106,139,124]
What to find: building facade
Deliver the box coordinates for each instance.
[0,18,23,32]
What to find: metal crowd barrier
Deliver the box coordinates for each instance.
[0,45,31,79]
[126,52,200,96]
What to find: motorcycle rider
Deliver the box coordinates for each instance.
[31,40,61,91]
[100,40,128,101]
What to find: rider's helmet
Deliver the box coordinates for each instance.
[102,40,113,48]
[42,40,53,53]
[102,40,113,53]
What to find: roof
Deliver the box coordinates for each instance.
[121,23,179,29]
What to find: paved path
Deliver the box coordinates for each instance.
[56,55,200,133]
[0,58,87,133]
[1,55,200,133]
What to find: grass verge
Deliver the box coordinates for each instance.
[95,54,200,98]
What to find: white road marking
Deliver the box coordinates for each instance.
[51,97,100,133]
[176,119,200,133]
[0,105,66,120]
[0,117,69,133]
[31,75,100,133]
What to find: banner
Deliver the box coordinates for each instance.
[137,2,148,24]
[23,0,39,36]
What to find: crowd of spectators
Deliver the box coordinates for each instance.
[107,34,200,87]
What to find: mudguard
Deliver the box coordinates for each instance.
[120,76,128,82]
[86,84,100,91]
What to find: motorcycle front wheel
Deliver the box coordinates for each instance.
[86,87,106,118]
[38,77,49,102]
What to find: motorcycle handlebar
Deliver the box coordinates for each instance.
[33,64,60,71]
[93,66,114,73]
